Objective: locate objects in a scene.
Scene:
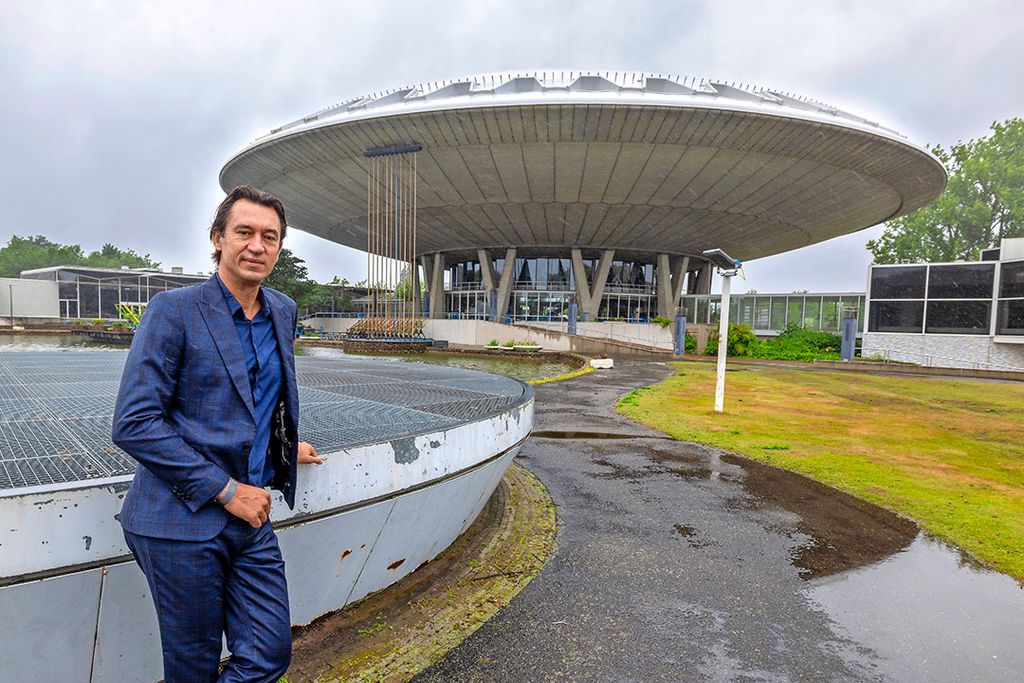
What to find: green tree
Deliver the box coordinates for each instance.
[264,248,315,305]
[82,243,160,269]
[0,235,160,277]
[0,235,84,277]
[867,118,1024,264]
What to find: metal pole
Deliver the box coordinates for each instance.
[714,274,732,413]
[8,284,13,325]
[674,308,687,356]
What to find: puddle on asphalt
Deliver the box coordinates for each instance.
[577,440,1024,680]
[804,532,1024,681]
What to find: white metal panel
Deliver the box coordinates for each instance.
[0,567,101,683]
[91,561,163,683]
[277,497,395,626]
[349,449,516,603]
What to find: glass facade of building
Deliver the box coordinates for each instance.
[447,257,656,322]
[680,293,865,333]
[21,267,206,319]
[997,260,1024,335]
[867,260,1024,336]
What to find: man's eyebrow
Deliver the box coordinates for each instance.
[231,223,280,235]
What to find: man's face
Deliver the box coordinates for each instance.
[213,199,282,288]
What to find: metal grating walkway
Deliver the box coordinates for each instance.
[0,352,529,492]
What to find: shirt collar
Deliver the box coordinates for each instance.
[214,272,271,322]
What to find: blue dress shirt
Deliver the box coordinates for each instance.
[216,274,283,487]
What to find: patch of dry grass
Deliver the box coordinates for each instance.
[617,362,1024,581]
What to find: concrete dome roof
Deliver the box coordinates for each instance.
[220,70,946,261]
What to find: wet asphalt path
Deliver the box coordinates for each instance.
[414,360,1020,682]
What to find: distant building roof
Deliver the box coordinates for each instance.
[19,265,208,280]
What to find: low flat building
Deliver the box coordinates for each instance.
[862,238,1024,370]
[18,265,207,320]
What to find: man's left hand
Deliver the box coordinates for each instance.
[298,441,323,464]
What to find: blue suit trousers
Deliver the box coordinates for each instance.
[125,519,292,683]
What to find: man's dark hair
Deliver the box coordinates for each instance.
[209,186,288,264]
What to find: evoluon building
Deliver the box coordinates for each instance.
[219,70,946,323]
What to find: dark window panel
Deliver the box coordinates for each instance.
[925,301,991,335]
[1000,261,1024,299]
[927,264,995,299]
[868,301,924,332]
[870,266,926,299]
[996,300,1024,335]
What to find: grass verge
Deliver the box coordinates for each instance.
[616,361,1024,581]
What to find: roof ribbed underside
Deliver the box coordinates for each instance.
[221,97,946,261]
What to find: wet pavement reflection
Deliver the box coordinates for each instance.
[805,533,1024,681]
[419,359,1024,682]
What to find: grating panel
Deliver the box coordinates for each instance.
[0,351,528,491]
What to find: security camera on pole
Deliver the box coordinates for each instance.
[702,249,743,413]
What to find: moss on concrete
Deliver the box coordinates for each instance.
[286,463,557,682]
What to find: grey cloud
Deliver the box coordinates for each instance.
[1,0,1020,293]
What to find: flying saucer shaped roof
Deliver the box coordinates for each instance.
[220,70,946,261]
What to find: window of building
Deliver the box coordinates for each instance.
[1000,261,1024,299]
[870,266,926,299]
[925,300,991,334]
[868,301,924,333]
[928,264,995,299]
[996,300,1024,335]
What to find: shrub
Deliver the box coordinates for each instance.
[753,324,841,361]
[704,324,760,356]
[650,315,673,328]
[487,338,499,347]
[685,331,696,353]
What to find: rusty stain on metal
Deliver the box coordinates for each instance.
[387,558,406,571]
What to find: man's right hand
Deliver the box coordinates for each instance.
[223,483,272,528]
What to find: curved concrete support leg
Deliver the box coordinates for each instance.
[495,248,516,321]
[429,253,446,319]
[571,249,614,320]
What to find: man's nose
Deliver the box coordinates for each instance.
[247,235,266,253]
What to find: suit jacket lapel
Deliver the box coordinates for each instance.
[197,277,256,419]
[269,292,298,412]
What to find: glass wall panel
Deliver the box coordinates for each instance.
[928,264,995,299]
[868,301,924,332]
[821,296,840,330]
[786,298,803,328]
[996,300,1024,335]
[79,282,99,318]
[100,283,119,318]
[870,266,927,299]
[1000,261,1024,298]
[926,301,991,334]
[535,259,549,289]
[695,298,709,324]
[709,299,721,324]
[803,297,821,329]
[770,298,787,330]
[753,297,770,329]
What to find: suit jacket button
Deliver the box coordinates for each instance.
[242,443,252,453]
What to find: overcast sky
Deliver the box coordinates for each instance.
[1,0,1021,293]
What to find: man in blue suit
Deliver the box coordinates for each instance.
[112,186,322,682]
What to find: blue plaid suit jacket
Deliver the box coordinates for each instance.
[112,276,300,541]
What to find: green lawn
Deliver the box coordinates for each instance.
[616,362,1024,581]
